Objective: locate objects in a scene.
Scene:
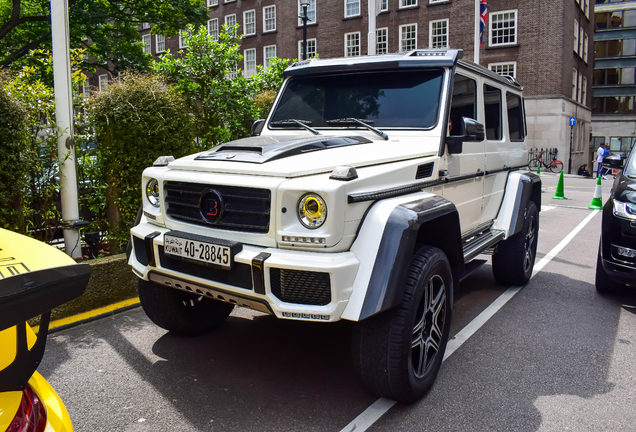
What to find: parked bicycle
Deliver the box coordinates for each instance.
[528,148,564,173]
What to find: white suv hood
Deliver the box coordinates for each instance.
[166,132,440,178]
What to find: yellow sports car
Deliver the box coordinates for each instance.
[0,228,90,432]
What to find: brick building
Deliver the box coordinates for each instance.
[93,0,594,169]
[591,0,636,168]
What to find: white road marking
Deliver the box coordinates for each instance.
[339,210,600,432]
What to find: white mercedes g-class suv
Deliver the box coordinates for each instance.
[129,49,540,403]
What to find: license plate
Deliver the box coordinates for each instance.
[164,234,233,269]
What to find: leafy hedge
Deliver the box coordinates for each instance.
[0,77,29,231]
[90,72,197,251]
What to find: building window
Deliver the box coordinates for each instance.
[429,19,448,48]
[142,34,151,54]
[400,0,417,8]
[227,63,237,79]
[380,0,388,12]
[577,72,583,103]
[484,84,502,140]
[99,74,108,91]
[208,0,218,6]
[574,20,579,54]
[225,14,237,30]
[263,5,276,32]
[595,39,636,58]
[264,45,276,68]
[179,29,190,48]
[572,69,577,100]
[298,0,316,25]
[579,27,584,57]
[490,10,517,46]
[244,48,257,77]
[489,62,516,78]
[596,10,636,30]
[582,76,587,105]
[298,39,317,59]
[584,0,589,19]
[345,32,361,56]
[156,35,165,53]
[225,0,236,3]
[399,24,417,52]
[583,33,588,63]
[82,80,90,97]
[345,0,360,17]
[142,22,151,30]
[376,28,388,54]
[430,0,447,3]
[244,10,256,36]
[208,18,218,40]
[593,97,636,115]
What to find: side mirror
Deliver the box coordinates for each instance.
[445,117,485,154]
[603,154,624,169]
[250,119,265,136]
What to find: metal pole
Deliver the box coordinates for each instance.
[302,5,308,60]
[51,0,82,258]
[474,0,480,64]
[368,0,376,55]
[569,125,573,174]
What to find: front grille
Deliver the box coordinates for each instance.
[270,268,331,306]
[164,181,271,233]
[158,247,253,290]
[133,236,149,266]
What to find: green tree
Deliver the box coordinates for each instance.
[90,72,197,251]
[153,24,259,146]
[2,48,91,241]
[0,0,208,73]
[0,72,29,231]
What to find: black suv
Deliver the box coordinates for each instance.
[596,151,636,292]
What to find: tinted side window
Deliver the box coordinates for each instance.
[484,84,502,140]
[506,92,525,141]
[449,74,476,135]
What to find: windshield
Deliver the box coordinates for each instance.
[270,69,445,129]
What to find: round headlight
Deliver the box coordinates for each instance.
[146,178,160,207]
[298,193,327,229]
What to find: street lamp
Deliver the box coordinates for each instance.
[300,0,311,60]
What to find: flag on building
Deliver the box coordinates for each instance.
[479,0,488,47]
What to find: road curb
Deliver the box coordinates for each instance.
[34,297,141,334]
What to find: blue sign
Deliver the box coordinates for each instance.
[569,117,576,126]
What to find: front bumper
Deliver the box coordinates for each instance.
[130,222,360,322]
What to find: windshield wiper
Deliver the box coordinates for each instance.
[270,119,321,135]
[326,118,389,141]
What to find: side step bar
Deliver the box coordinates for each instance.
[462,229,505,263]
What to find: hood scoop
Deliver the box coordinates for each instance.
[195,135,372,164]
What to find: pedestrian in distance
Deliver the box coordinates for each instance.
[596,143,611,180]
[578,164,591,177]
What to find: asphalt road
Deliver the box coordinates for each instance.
[39,173,636,432]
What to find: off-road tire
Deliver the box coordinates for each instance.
[595,245,625,293]
[492,201,539,285]
[352,246,452,404]
[138,279,234,335]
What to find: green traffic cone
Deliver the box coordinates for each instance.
[552,170,567,200]
[537,164,544,193]
[587,176,603,210]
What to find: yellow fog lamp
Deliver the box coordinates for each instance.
[298,193,327,229]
